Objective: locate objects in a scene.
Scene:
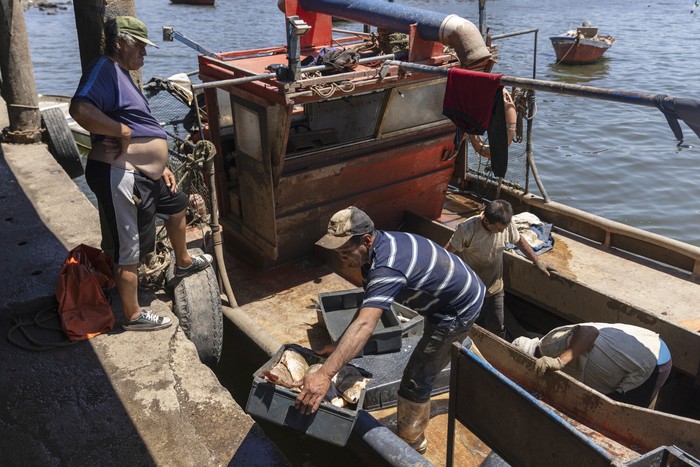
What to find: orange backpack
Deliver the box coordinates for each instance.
[55,244,115,341]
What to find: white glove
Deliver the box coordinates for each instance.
[535,356,564,376]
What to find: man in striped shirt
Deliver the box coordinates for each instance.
[295,206,485,453]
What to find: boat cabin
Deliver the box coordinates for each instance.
[198,0,495,268]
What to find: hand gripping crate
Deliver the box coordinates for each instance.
[245,344,367,447]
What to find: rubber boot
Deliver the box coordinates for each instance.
[397,395,431,454]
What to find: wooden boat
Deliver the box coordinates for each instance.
[170,0,215,6]
[550,23,615,65]
[182,0,700,464]
[467,326,700,460]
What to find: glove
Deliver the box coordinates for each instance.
[535,260,557,276]
[535,356,564,376]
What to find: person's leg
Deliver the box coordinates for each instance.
[115,263,140,320]
[155,180,212,276]
[164,208,192,268]
[475,292,505,338]
[397,320,469,453]
[109,168,171,330]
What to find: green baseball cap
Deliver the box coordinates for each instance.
[115,16,159,48]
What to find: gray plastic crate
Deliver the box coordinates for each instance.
[318,288,402,355]
[350,332,451,411]
[392,301,424,338]
[245,344,367,447]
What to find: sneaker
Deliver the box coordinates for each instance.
[123,309,172,331]
[174,253,213,278]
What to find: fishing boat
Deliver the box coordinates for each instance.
[163,0,700,464]
[550,21,615,65]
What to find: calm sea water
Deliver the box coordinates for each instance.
[24,0,700,246]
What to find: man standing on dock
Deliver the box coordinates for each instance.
[446,199,555,339]
[69,16,212,331]
[295,206,485,454]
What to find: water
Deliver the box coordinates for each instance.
[23,0,700,246]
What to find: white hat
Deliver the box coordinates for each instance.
[512,336,540,356]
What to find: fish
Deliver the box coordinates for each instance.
[333,365,370,404]
[261,349,309,389]
[261,350,370,407]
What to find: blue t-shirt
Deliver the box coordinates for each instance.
[72,56,166,143]
[361,231,485,328]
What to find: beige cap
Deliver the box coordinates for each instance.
[316,206,375,250]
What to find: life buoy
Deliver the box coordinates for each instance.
[469,88,517,159]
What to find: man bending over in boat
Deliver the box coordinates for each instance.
[69,16,212,331]
[446,199,556,339]
[294,206,485,453]
[513,323,672,408]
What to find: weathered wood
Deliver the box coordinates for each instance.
[0,0,41,143]
[72,0,141,85]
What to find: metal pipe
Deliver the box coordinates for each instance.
[525,90,549,201]
[490,28,539,41]
[192,54,395,91]
[385,60,689,108]
[301,0,462,41]
[332,28,372,37]
[299,0,490,66]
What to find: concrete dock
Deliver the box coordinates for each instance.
[0,103,290,465]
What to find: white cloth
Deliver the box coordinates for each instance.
[512,212,542,229]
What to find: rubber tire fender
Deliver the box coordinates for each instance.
[169,249,223,368]
[41,107,84,178]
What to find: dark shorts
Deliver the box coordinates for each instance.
[85,159,188,265]
[607,359,673,408]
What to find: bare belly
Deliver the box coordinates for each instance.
[88,137,168,180]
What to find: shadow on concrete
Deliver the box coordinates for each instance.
[0,147,154,465]
[0,149,71,315]
[0,305,155,466]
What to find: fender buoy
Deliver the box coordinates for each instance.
[469,88,517,159]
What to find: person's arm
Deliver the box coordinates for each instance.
[162,167,177,194]
[294,306,383,414]
[514,235,556,276]
[557,325,598,365]
[535,325,599,375]
[69,101,131,158]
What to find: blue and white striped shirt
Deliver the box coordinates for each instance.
[361,231,485,328]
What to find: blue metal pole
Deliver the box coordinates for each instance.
[298,0,459,42]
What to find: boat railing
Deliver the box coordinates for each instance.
[446,342,618,467]
[384,59,700,279]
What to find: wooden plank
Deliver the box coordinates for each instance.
[449,344,618,467]
[470,326,700,458]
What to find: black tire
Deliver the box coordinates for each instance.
[170,250,223,368]
[41,107,84,178]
